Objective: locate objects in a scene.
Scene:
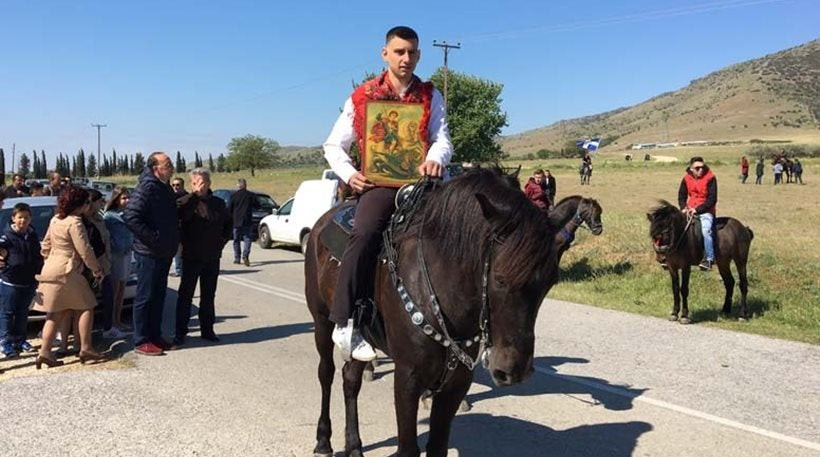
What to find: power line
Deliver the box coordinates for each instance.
[433,40,461,110]
[91,123,107,178]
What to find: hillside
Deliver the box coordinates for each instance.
[501,39,820,156]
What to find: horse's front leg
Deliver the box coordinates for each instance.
[313,319,335,457]
[342,360,368,457]
[668,268,681,321]
[679,267,692,324]
[426,369,473,457]
[393,364,426,457]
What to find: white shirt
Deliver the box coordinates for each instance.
[323,87,453,185]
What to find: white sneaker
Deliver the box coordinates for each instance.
[351,336,376,362]
[332,323,353,360]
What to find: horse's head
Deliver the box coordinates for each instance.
[474,191,555,387]
[578,198,603,235]
[647,200,683,260]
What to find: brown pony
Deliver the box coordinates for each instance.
[305,167,559,457]
[647,200,754,323]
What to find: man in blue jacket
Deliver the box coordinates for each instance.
[124,152,179,356]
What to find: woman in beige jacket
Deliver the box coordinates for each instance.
[35,187,105,368]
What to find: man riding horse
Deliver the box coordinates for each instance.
[677,156,717,271]
[322,25,453,362]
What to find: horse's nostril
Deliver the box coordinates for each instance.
[492,369,510,385]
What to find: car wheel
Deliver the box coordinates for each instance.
[258,225,272,249]
[300,231,310,255]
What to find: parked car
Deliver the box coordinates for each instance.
[89,180,117,201]
[257,179,341,254]
[212,189,278,239]
[0,196,137,321]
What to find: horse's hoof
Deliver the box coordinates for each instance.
[347,450,364,457]
[738,317,747,323]
[668,314,678,321]
[679,317,691,325]
[314,451,333,457]
[362,369,374,382]
[459,400,472,412]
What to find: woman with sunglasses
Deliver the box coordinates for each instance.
[678,156,718,271]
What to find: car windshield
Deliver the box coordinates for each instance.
[0,205,56,241]
[255,194,277,209]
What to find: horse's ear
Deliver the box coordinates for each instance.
[511,165,521,179]
[475,192,506,223]
[646,212,653,222]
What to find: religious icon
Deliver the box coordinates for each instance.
[362,100,427,187]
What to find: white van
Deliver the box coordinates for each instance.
[257,179,341,254]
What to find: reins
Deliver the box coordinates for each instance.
[383,176,494,392]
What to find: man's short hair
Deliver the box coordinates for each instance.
[172,177,184,184]
[386,26,419,43]
[237,178,247,189]
[190,167,211,180]
[534,169,544,176]
[13,173,24,180]
[689,156,705,165]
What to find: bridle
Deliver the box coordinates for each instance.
[383,177,496,391]
[653,212,694,256]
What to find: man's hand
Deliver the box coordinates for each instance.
[348,172,375,193]
[682,207,696,217]
[417,160,443,178]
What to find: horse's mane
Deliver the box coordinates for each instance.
[648,200,683,235]
[413,166,555,288]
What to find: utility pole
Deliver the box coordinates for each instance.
[432,40,461,109]
[91,123,107,178]
[11,143,15,174]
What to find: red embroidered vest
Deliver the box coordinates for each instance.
[350,71,434,160]
[684,169,716,214]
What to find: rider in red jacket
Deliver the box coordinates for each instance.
[678,156,717,271]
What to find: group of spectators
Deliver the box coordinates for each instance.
[2,171,71,199]
[524,168,557,211]
[742,154,805,185]
[0,151,257,373]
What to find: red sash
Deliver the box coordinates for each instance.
[351,71,433,161]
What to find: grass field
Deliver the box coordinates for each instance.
[107,145,818,344]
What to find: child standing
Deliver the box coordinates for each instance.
[0,203,44,357]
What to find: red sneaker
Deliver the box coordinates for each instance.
[135,342,164,356]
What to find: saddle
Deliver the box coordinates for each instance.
[316,181,433,354]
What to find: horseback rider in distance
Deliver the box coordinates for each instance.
[322,26,453,361]
[678,156,717,271]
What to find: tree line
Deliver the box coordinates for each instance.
[2,67,508,179]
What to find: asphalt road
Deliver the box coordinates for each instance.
[0,245,818,457]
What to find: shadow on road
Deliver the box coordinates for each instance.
[465,356,647,412]
[176,321,314,349]
[560,257,633,282]
[363,414,652,457]
[689,296,771,323]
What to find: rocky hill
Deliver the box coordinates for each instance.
[501,39,820,156]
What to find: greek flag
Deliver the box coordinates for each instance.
[577,138,600,151]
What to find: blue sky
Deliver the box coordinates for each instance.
[0,0,817,164]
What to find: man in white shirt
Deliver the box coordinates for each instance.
[323,25,453,362]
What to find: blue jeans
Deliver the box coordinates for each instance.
[0,283,36,344]
[133,253,172,346]
[233,226,252,261]
[173,244,183,275]
[699,213,715,262]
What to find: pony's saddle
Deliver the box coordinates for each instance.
[319,200,358,261]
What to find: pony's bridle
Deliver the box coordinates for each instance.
[383,178,495,385]
[653,212,694,256]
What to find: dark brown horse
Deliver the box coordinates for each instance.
[305,167,560,457]
[647,201,754,323]
[548,195,604,266]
